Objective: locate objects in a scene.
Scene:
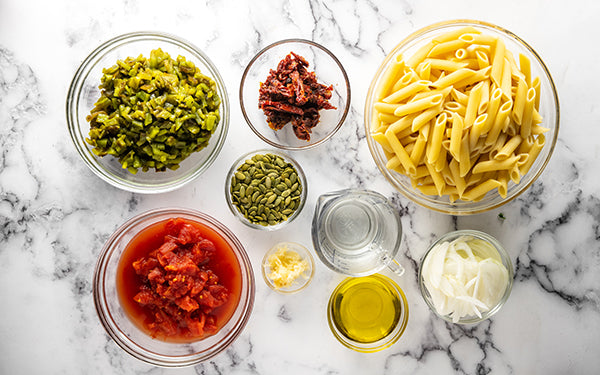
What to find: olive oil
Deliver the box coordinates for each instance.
[329,275,402,343]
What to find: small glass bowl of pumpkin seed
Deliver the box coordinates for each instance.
[225,149,307,230]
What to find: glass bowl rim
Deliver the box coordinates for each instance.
[261,241,315,294]
[239,38,351,150]
[364,19,560,215]
[66,30,230,194]
[92,207,255,367]
[224,148,308,231]
[417,229,514,324]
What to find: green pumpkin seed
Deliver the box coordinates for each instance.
[230,152,303,226]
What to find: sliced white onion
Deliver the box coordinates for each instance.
[422,235,509,323]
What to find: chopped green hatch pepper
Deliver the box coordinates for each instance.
[85,48,221,173]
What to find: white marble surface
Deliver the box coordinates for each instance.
[1,0,600,374]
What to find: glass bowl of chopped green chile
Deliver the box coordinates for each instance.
[66,32,229,193]
[240,39,351,150]
[225,150,307,230]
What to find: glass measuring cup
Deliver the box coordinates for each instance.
[311,189,405,277]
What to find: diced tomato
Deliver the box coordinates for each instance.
[185,312,206,336]
[127,218,230,340]
[132,257,160,276]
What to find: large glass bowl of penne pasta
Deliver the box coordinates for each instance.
[365,20,559,215]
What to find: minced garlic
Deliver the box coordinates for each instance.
[266,244,309,289]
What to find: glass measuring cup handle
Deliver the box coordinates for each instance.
[387,259,405,277]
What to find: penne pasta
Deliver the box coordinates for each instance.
[479,79,490,114]
[475,49,490,69]
[520,87,536,138]
[462,179,502,201]
[374,101,401,115]
[464,81,484,128]
[500,57,512,100]
[449,159,467,196]
[519,53,532,86]
[444,101,466,117]
[394,93,444,117]
[412,104,444,132]
[382,80,430,104]
[386,113,417,135]
[485,100,512,148]
[432,26,481,43]
[371,132,393,153]
[410,133,428,165]
[459,33,498,45]
[378,113,401,123]
[519,134,545,176]
[391,70,419,93]
[406,42,435,68]
[455,48,468,60]
[427,112,448,164]
[375,54,406,100]
[385,131,417,176]
[452,66,492,89]
[386,156,402,170]
[369,28,549,203]
[425,162,446,196]
[495,134,522,160]
[532,76,541,111]
[512,78,528,125]
[451,88,470,106]
[427,39,467,58]
[416,61,432,81]
[469,113,489,149]
[449,112,464,161]
[459,134,473,177]
[430,68,477,89]
[490,37,505,87]
[424,58,469,71]
[483,87,503,135]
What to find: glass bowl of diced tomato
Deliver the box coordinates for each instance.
[93,207,255,367]
[240,39,351,150]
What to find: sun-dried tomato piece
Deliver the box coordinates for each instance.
[258,51,336,141]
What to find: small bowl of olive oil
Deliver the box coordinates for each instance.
[327,274,409,353]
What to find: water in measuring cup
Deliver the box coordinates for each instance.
[314,192,401,276]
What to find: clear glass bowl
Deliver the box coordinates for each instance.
[364,20,560,214]
[66,31,230,193]
[261,242,315,294]
[239,38,351,150]
[327,274,409,353]
[224,149,307,230]
[93,208,255,367]
[418,229,514,324]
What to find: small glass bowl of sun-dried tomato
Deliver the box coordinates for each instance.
[240,39,351,150]
[93,208,255,367]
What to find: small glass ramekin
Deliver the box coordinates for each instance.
[224,149,307,230]
[327,274,409,353]
[261,242,315,294]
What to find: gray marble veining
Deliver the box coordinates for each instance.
[1,0,599,374]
